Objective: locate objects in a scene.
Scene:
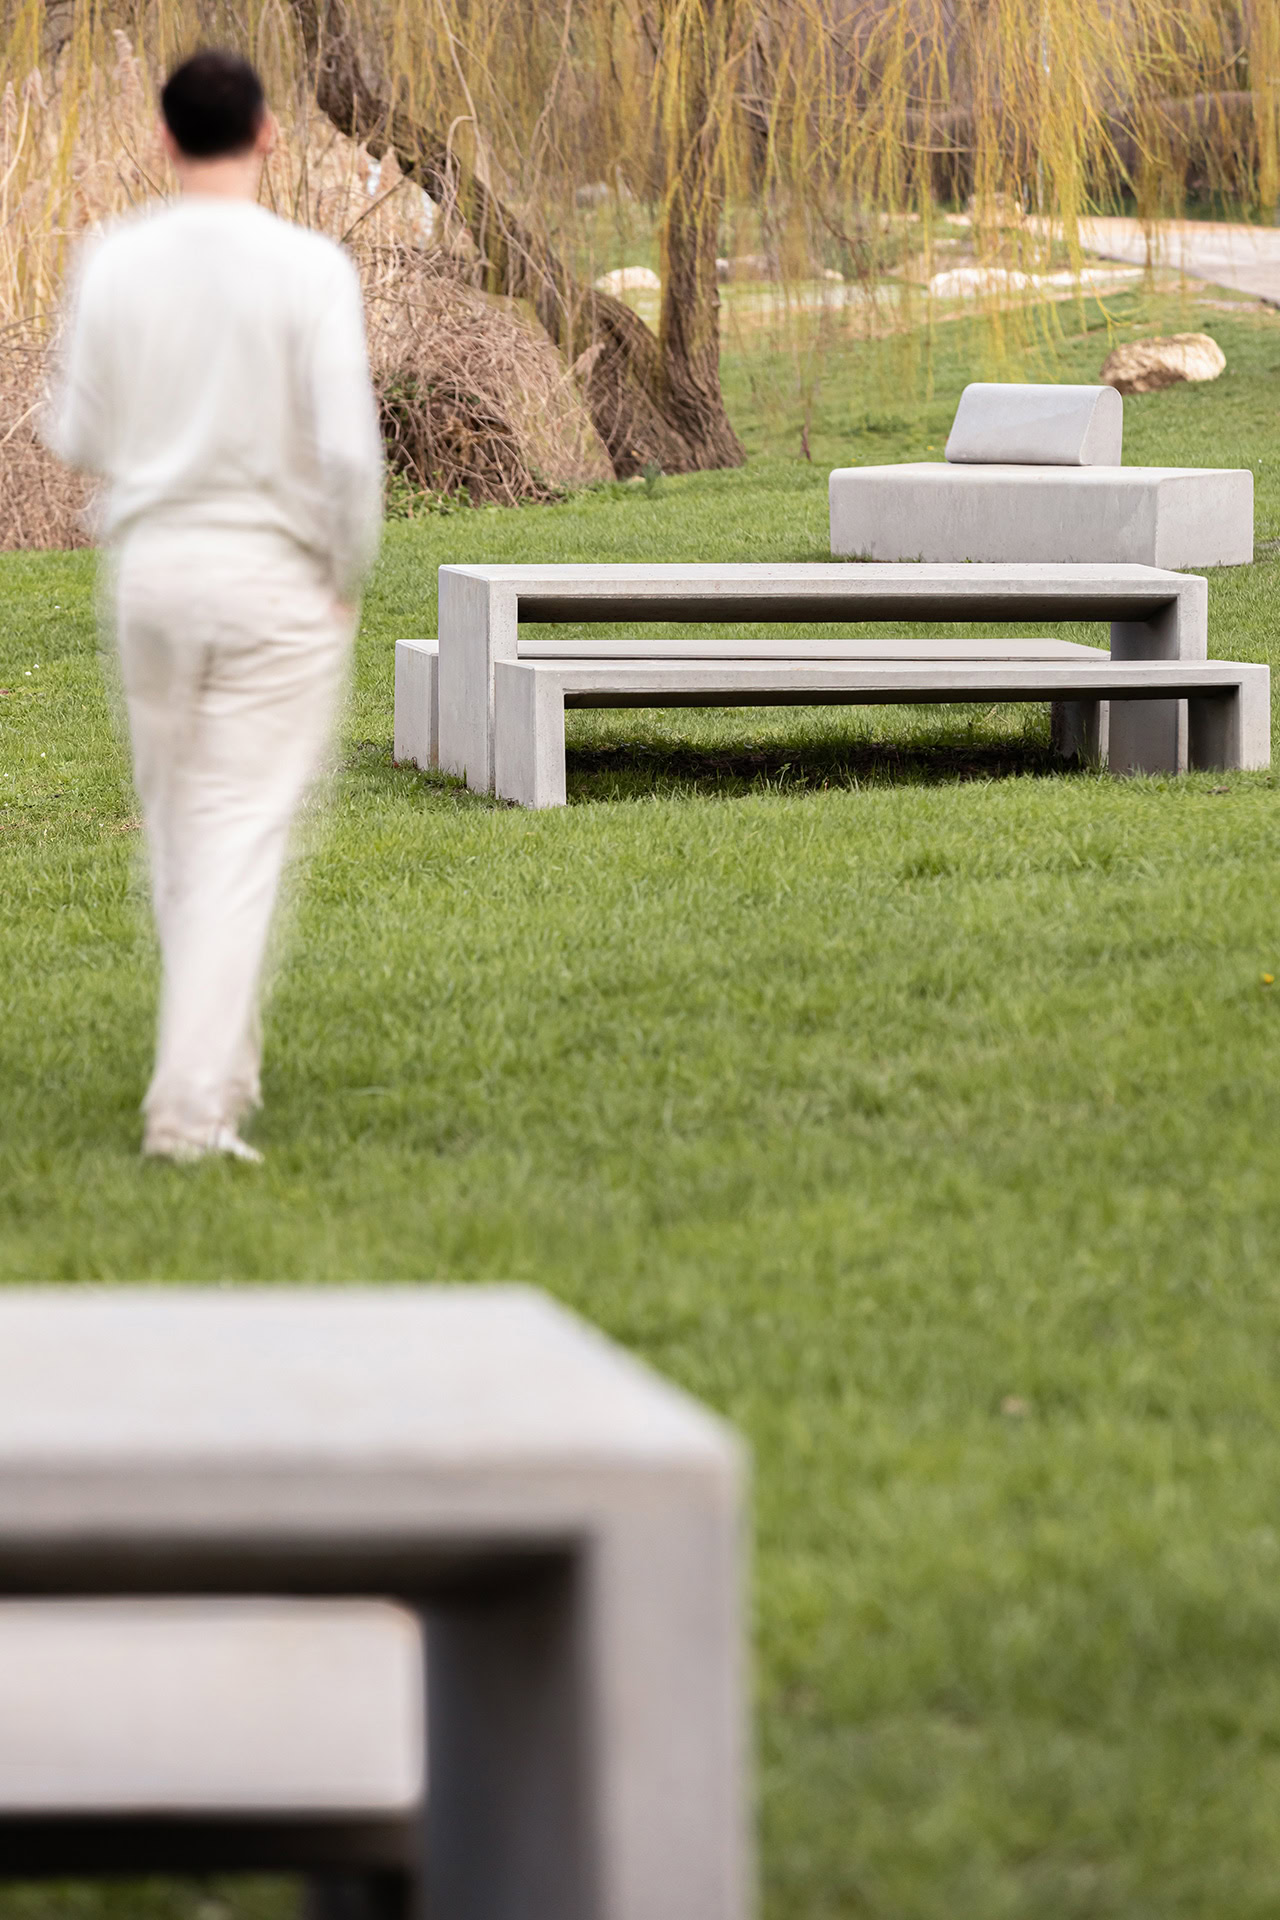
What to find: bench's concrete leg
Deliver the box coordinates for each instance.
[1109,584,1207,774]
[302,1873,413,1920]
[437,574,518,792]
[1188,666,1272,771]
[422,1483,748,1920]
[393,641,439,770]
[494,664,567,808]
[1050,699,1107,765]
[1106,696,1184,775]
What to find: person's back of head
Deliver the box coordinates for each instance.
[160,49,265,160]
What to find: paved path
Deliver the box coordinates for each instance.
[1061,216,1280,307]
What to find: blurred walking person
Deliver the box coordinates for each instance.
[46,49,382,1163]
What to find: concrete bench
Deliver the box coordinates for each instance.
[0,1288,748,1920]
[434,561,1210,790]
[0,1599,421,1914]
[492,655,1270,809]
[830,381,1253,568]
[395,632,1115,776]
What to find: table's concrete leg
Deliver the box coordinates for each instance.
[423,1560,594,1920]
[494,664,567,808]
[437,575,518,792]
[1188,667,1272,771]
[393,641,439,770]
[1050,699,1107,765]
[585,1485,749,1920]
[422,1474,748,1920]
[1108,582,1207,774]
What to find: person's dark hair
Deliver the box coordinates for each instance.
[161,50,266,160]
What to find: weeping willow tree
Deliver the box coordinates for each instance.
[2,0,1278,478]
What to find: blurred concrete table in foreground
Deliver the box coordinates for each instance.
[0,1288,749,1920]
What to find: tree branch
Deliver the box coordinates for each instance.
[289,0,743,475]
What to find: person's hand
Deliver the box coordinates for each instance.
[335,598,356,627]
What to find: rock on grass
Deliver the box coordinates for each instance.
[1100,331,1226,394]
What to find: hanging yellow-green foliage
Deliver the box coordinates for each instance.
[0,0,1275,475]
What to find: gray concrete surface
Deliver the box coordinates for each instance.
[492,655,1270,807]
[945,382,1123,465]
[0,1599,421,1907]
[0,1287,750,1920]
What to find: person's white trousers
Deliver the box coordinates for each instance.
[114,526,350,1151]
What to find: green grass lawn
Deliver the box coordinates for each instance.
[3,290,1280,1918]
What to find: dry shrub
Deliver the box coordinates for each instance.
[0,39,611,552]
[0,320,93,549]
[362,243,611,508]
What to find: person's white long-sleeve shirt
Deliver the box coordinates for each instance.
[45,196,383,600]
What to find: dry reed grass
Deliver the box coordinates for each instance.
[0,31,611,550]
[362,235,611,506]
[0,317,92,548]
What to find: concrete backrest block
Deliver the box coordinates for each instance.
[945,382,1123,466]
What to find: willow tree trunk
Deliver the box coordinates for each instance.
[1249,0,1280,215]
[291,0,742,477]
[656,0,745,468]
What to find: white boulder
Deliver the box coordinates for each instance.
[930,263,1141,300]
[930,265,1033,298]
[594,265,660,294]
[720,252,778,282]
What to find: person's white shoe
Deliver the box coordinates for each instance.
[207,1124,264,1164]
[142,1124,263,1165]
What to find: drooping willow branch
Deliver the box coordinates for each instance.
[289,0,744,476]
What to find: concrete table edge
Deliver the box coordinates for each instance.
[435,561,1209,792]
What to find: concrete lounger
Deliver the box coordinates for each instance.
[433,561,1210,792]
[832,380,1252,567]
[0,1288,749,1920]
[828,463,1254,568]
[491,655,1270,809]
